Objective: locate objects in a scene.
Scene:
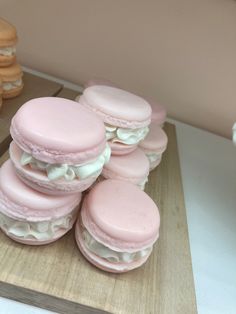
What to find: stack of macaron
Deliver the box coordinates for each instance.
[0,18,23,107]
[0,97,110,246]
[0,74,167,274]
[77,85,151,189]
[79,81,168,181]
[0,94,161,273]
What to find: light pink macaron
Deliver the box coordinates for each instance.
[10,97,111,195]
[84,77,117,89]
[147,99,167,126]
[77,86,151,155]
[139,123,168,171]
[101,148,149,190]
[75,179,160,273]
[0,159,82,245]
[84,79,166,127]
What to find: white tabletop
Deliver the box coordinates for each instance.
[1,119,236,314]
[174,120,236,314]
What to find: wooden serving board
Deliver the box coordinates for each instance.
[0,86,197,313]
[0,72,62,156]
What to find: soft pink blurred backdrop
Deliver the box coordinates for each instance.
[1,0,236,138]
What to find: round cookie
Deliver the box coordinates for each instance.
[10,97,110,195]
[0,160,82,245]
[75,179,160,273]
[139,124,168,171]
[147,98,166,126]
[78,86,151,155]
[0,62,23,99]
[102,148,149,190]
[84,78,116,89]
[0,18,17,67]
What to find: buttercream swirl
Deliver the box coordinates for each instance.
[3,79,22,91]
[105,124,149,145]
[138,176,148,190]
[21,144,111,181]
[0,46,16,56]
[0,209,77,241]
[83,228,152,263]
[146,152,162,163]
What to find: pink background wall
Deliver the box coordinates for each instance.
[1,0,236,138]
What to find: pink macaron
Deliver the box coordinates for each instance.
[75,179,160,273]
[139,123,168,171]
[84,77,117,89]
[78,86,151,155]
[10,97,111,195]
[0,159,82,245]
[101,148,149,190]
[147,99,167,126]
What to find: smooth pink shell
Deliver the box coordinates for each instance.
[79,86,151,129]
[84,78,117,89]
[0,159,82,221]
[139,123,168,153]
[147,98,167,125]
[109,141,137,156]
[102,148,149,184]
[81,179,160,251]
[75,222,152,273]
[9,142,97,195]
[10,97,106,164]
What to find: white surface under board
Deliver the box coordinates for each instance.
[174,119,236,314]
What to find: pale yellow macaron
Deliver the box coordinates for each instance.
[0,62,23,99]
[0,18,17,67]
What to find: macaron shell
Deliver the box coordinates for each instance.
[102,148,149,183]
[75,222,151,273]
[0,18,17,46]
[0,159,81,220]
[0,62,22,81]
[139,123,168,153]
[109,141,137,156]
[82,179,160,251]
[84,78,117,89]
[79,86,151,129]
[10,97,106,164]
[10,141,97,195]
[2,83,23,99]
[147,98,166,125]
[0,55,16,67]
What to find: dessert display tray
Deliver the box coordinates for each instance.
[0,84,197,313]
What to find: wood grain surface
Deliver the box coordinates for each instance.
[0,72,62,156]
[57,87,79,99]
[0,117,197,313]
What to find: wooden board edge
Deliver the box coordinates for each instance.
[0,281,111,314]
[165,123,197,310]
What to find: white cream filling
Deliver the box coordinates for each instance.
[137,176,148,190]
[105,124,149,145]
[0,210,76,241]
[20,144,111,181]
[146,152,162,163]
[0,46,16,56]
[83,228,152,263]
[3,79,22,91]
